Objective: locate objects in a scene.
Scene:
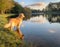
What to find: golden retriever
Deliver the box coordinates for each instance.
[4,13,25,39]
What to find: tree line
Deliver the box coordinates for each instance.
[44,2,60,13]
[31,2,60,14]
[0,0,32,19]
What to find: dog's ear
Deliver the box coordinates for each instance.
[19,13,25,18]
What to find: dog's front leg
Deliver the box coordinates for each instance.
[17,24,24,39]
[18,24,23,35]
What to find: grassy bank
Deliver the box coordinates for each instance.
[0,14,24,47]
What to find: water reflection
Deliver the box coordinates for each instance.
[27,15,49,24]
[21,14,60,47]
[48,29,56,33]
[47,14,60,23]
[27,14,60,23]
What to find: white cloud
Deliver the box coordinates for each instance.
[20,2,25,7]
[27,2,47,10]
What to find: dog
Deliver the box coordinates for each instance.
[4,13,25,39]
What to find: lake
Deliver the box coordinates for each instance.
[20,14,60,47]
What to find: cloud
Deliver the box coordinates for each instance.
[27,2,47,10]
[20,2,25,6]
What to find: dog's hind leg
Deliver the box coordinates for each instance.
[4,23,11,28]
[10,23,15,31]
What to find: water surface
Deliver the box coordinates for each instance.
[21,15,60,47]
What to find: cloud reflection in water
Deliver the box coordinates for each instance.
[27,15,49,24]
[48,29,56,33]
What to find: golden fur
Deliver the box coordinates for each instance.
[4,13,25,39]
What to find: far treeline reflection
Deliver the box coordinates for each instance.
[31,14,60,23]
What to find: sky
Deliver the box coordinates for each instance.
[14,0,60,6]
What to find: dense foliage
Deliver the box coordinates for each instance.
[45,2,60,12]
[10,2,24,14]
[23,7,32,20]
[0,0,14,14]
[0,0,32,19]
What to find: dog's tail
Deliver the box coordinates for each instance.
[4,23,11,28]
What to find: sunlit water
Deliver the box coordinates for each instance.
[20,15,60,47]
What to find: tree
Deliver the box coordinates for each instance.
[23,7,32,19]
[11,2,24,14]
[0,0,14,14]
[46,2,60,11]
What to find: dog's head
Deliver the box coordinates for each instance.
[19,13,25,18]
